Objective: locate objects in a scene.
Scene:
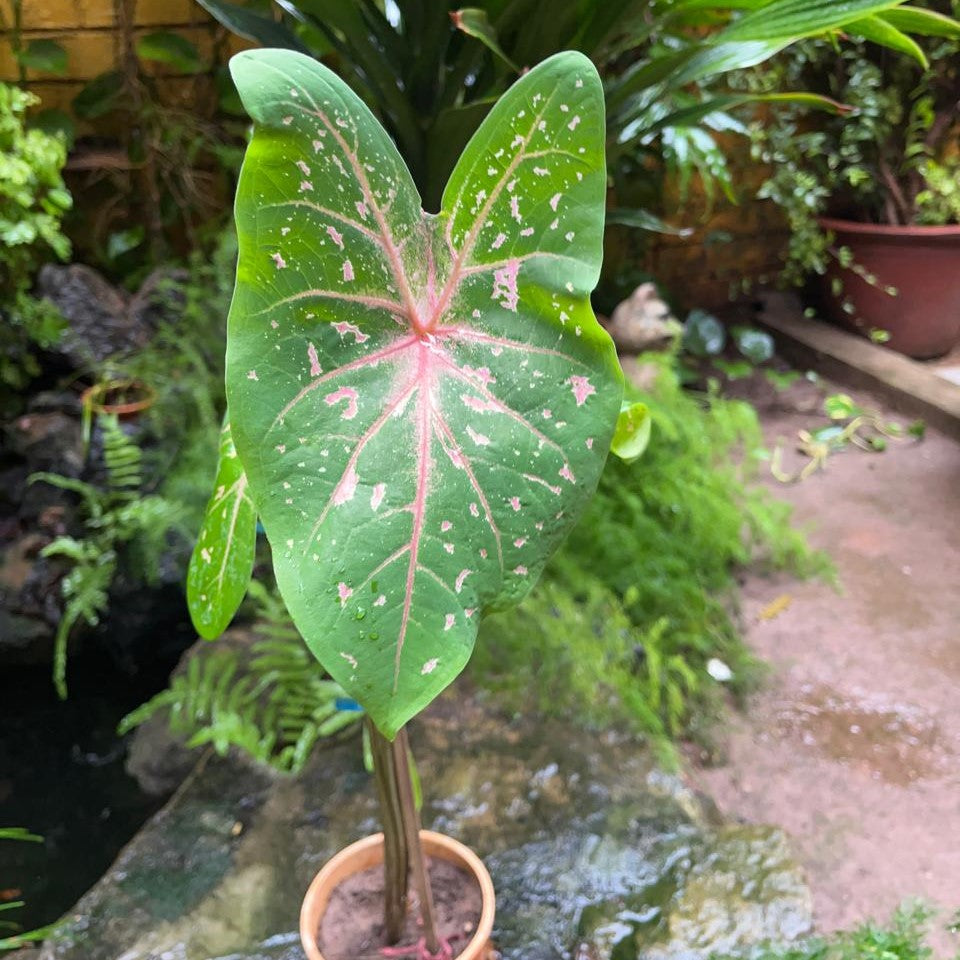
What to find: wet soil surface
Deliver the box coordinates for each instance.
[692,386,960,953]
[317,857,482,960]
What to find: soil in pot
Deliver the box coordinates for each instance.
[318,856,483,960]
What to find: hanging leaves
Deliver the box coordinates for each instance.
[187,420,257,639]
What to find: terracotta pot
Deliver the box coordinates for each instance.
[819,217,960,359]
[299,830,495,960]
[81,378,156,417]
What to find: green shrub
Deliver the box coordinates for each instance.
[0,83,72,405]
[738,902,949,960]
[472,353,832,762]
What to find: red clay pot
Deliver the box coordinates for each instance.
[819,216,960,359]
[299,830,496,960]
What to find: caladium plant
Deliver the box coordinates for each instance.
[187,46,624,741]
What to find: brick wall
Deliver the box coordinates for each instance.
[0,0,241,118]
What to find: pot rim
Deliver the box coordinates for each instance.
[818,215,960,239]
[299,829,496,960]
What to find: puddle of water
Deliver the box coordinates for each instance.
[775,685,948,786]
[0,653,175,931]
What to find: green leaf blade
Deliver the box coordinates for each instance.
[187,420,257,639]
[227,49,621,738]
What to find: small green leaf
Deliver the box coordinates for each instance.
[73,71,124,119]
[845,15,928,67]
[187,420,257,640]
[713,357,753,380]
[732,325,774,363]
[683,308,726,356]
[18,39,68,74]
[194,0,309,52]
[869,327,891,343]
[106,226,145,262]
[136,31,203,73]
[880,6,960,37]
[719,0,905,42]
[611,401,652,462]
[450,8,520,72]
[29,109,75,147]
[606,208,694,236]
[824,393,864,420]
[764,368,801,391]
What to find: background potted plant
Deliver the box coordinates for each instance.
[746,3,960,358]
[186,47,633,958]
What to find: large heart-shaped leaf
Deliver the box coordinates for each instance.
[227,48,622,737]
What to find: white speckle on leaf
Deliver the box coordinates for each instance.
[342,260,355,282]
[326,225,344,249]
[374,594,387,606]
[560,464,576,483]
[282,115,293,125]
[422,657,441,673]
[455,569,471,592]
[337,583,353,605]
[568,115,581,131]
[492,260,520,312]
[296,159,311,175]
[514,537,527,548]
[272,252,286,269]
[514,565,528,575]
[491,232,507,251]
[333,465,358,506]
[371,483,386,511]
[509,497,521,511]
[308,342,322,376]
[469,502,479,517]
[549,193,561,211]
[324,386,359,420]
[443,542,455,554]
[299,180,313,192]
[247,370,258,381]
[568,375,595,406]
[331,321,369,343]
[466,426,490,446]
[340,651,358,668]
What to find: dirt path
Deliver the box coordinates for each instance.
[692,388,960,953]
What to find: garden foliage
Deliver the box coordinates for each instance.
[474,352,831,760]
[0,82,71,404]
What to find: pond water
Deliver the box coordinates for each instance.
[0,652,176,932]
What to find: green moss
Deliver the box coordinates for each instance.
[472,354,832,761]
[741,903,949,960]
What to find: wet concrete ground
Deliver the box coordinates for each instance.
[693,392,960,953]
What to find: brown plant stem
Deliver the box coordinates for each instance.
[393,727,440,955]
[366,718,409,944]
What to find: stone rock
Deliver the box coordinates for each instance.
[37,696,812,960]
[126,630,261,796]
[36,264,189,370]
[36,264,145,368]
[602,284,681,354]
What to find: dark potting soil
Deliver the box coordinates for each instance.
[318,857,483,960]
